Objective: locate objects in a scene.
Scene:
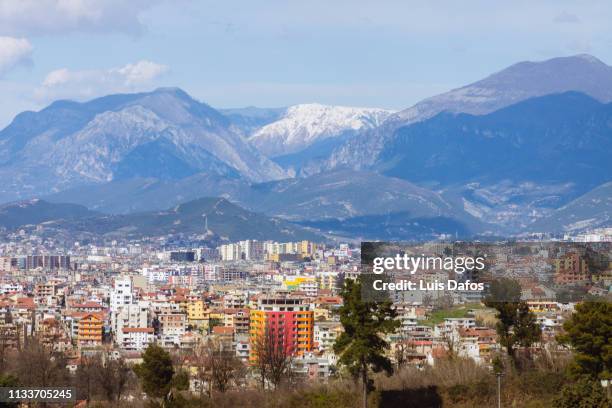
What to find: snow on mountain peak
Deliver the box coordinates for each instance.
[249,103,395,157]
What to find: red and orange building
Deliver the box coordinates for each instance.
[249,294,314,363]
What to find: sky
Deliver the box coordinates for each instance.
[1,0,612,127]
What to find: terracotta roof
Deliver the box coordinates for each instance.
[71,302,104,309]
[212,326,234,335]
[123,327,154,333]
[16,297,35,309]
[223,308,250,315]
[316,296,342,304]
[65,311,106,320]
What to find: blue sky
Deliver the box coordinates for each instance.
[1,0,612,127]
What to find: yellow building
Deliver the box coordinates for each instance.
[264,240,319,261]
[298,240,318,259]
[187,300,209,328]
[317,273,337,290]
[314,307,332,321]
[283,276,316,290]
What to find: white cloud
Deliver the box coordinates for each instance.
[0,36,32,76]
[115,60,169,85]
[0,0,161,36]
[36,60,169,101]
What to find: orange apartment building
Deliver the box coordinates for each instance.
[77,313,103,347]
[249,295,314,363]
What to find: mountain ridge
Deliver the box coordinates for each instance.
[0,197,322,242]
[326,54,612,171]
[0,88,286,203]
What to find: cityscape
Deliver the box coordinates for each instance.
[0,1,611,407]
[0,226,610,406]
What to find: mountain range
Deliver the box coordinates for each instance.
[0,88,285,202]
[0,197,320,242]
[0,199,98,230]
[376,92,612,230]
[327,54,612,171]
[1,54,611,240]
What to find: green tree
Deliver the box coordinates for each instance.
[513,302,541,348]
[171,369,190,391]
[334,278,400,408]
[208,318,222,334]
[484,278,541,363]
[554,377,609,408]
[0,374,20,408]
[134,344,175,402]
[560,301,612,380]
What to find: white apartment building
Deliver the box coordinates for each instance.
[299,279,318,297]
[314,321,341,352]
[114,302,149,344]
[122,327,154,351]
[218,243,241,261]
[0,283,23,294]
[110,277,133,311]
[218,240,265,261]
[204,264,221,281]
[435,317,476,343]
[223,292,247,309]
[239,240,264,261]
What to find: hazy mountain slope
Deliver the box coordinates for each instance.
[45,174,254,214]
[441,180,577,233]
[44,169,486,238]
[378,92,612,187]
[250,170,468,220]
[0,199,99,230]
[2,198,321,242]
[0,88,285,203]
[328,54,612,170]
[392,54,612,124]
[271,133,354,177]
[220,106,286,136]
[529,182,612,233]
[297,213,471,241]
[252,170,486,238]
[374,92,612,232]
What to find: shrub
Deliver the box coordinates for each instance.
[554,377,609,408]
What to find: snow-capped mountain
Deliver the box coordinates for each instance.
[0,88,286,203]
[328,54,612,170]
[248,103,394,157]
[3,54,611,239]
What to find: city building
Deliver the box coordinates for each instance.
[249,294,314,363]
